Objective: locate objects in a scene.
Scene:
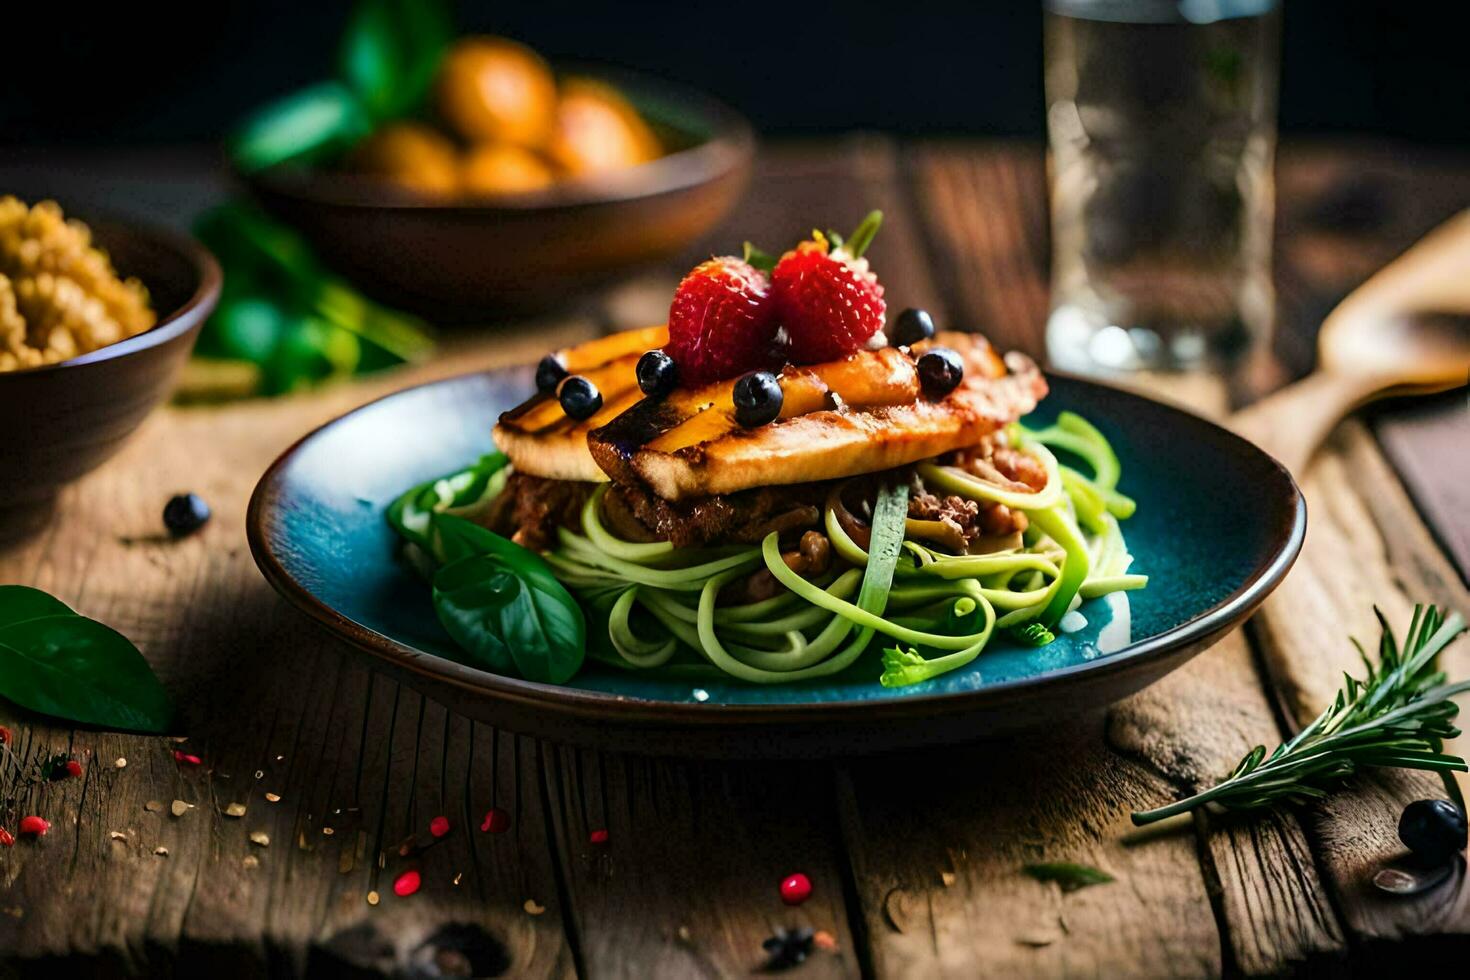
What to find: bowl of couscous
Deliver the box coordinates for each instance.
[0,198,221,540]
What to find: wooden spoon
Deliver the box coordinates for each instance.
[1230,209,1470,474]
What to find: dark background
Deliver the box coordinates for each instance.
[2,1,1467,146]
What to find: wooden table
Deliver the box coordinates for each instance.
[1,142,1467,978]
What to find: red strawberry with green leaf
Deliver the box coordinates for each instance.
[666,256,780,386]
[770,210,886,364]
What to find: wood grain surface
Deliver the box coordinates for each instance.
[1,141,1467,978]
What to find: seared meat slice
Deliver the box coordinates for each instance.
[607,482,827,549]
[484,472,595,551]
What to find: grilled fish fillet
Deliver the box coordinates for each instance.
[587,331,1047,500]
[494,325,666,482]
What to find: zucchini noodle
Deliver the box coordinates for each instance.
[392,411,1149,689]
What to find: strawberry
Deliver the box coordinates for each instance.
[666,256,779,386]
[771,211,886,364]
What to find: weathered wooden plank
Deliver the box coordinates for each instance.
[841,719,1222,979]
[0,323,592,977]
[541,748,858,979]
[1249,422,1470,957]
[1372,392,1470,586]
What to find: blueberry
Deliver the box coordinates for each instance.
[917,347,964,397]
[733,371,783,427]
[557,375,602,420]
[890,308,936,347]
[1398,799,1467,866]
[535,354,568,394]
[163,493,211,537]
[636,349,678,397]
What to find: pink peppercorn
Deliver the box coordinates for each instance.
[429,816,451,838]
[393,870,421,897]
[780,873,812,905]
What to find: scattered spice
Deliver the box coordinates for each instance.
[109,832,127,842]
[249,831,271,847]
[18,816,49,837]
[253,770,264,780]
[170,800,193,817]
[393,870,421,897]
[0,829,13,847]
[429,815,451,838]
[523,899,546,916]
[114,757,127,769]
[264,793,281,803]
[779,873,812,906]
[481,807,510,833]
[243,855,260,869]
[589,828,609,846]
[941,871,957,888]
[366,891,380,906]
[154,846,169,857]
[173,750,203,767]
[813,930,839,953]
[762,927,815,971]
[322,826,335,836]
[0,726,10,745]
[224,803,247,818]
[453,872,463,886]
[144,800,163,813]
[47,756,82,780]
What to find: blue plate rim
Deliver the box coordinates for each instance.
[246,366,1307,724]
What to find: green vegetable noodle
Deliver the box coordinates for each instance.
[387,410,1147,689]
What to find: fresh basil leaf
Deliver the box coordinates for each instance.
[338,0,453,120]
[0,588,173,732]
[0,584,74,626]
[431,559,519,675]
[387,453,510,548]
[428,515,586,684]
[1022,862,1114,892]
[230,81,372,173]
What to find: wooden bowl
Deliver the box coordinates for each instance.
[241,70,754,321]
[0,220,221,541]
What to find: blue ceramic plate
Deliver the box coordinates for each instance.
[248,368,1304,758]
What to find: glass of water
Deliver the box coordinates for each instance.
[1044,0,1281,374]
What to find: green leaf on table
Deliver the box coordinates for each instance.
[339,0,453,120]
[429,515,587,684]
[0,585,174,733]
[229,80,373,173]
[1022,862,1115,892]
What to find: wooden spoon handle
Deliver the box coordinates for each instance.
[1228,371,1383,476]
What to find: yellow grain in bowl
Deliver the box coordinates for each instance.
[0,197,155,372]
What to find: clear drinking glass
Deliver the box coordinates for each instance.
[1044,0,1281,374]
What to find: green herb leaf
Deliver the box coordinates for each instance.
[1022,862,1115,892]
[387,453,510,548]
[742,242,778,273]
[428,515,586,684]
[338,0,453,121]
[842,210,883,260]
[1008,622,1056,647]
[229,81,373,174]
[0,586,174,733]
[1132,604,1468,825]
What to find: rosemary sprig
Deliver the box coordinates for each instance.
[1132,604,1469,826]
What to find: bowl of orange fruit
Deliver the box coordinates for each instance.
[236,33,752,320]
